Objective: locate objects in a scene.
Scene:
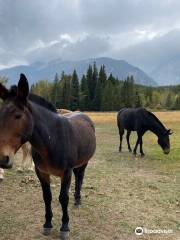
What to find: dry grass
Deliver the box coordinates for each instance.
[86,111,180,125]
[0,111,180,240]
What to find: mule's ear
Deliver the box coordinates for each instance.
[0,83,9,100]
[167,129,173,135]
[17,74,29,104]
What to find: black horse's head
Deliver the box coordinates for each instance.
[158,129,173,154]
[0,74,34,169]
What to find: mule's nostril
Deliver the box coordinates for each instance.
[4,156,9,164]
[0,156,12,169]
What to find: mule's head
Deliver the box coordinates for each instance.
[158,129,173,154]
[0,74,33,168]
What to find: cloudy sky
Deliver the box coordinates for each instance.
[0,0,180,73]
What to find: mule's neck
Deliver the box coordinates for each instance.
[28,101,60,154]
[147,113,166,138]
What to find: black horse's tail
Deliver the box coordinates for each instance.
[117,108,127,119]
[117,108,127,129]
[118,108,127,115]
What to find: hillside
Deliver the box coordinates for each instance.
[0,57,156,86]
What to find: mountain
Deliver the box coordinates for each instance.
[151,55,180,86]
[0,57,156,86]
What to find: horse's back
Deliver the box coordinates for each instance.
[117,107,146,131]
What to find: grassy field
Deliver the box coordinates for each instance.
[0,111,180,240]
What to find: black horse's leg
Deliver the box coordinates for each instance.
[59,169,72,240]
[119,128,124,152]
[73,163,87,207]
[126,130,132,152]
[139,136,145,157]
[35,167,53,235]
[133,134,140,156]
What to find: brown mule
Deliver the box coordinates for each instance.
[0,74,96,239]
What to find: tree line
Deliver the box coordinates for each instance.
[28,62,180,111]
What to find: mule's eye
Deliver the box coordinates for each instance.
[14,113,22,119]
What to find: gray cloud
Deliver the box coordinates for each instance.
[0,0,180,71]
[114,29,180,73]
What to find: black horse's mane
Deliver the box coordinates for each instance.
[9,85,57,113]
[147,110,166,131]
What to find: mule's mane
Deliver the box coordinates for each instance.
[9,85,57,113]
[29,93,57,113]
[147,111,166,131]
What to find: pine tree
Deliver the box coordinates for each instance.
[91,62,98,109]
[134,90,142,107]
[51,73,59,107]
[93,78,102,111]
[145,87,153,107]
[166,92,173,109]
[70,70,79,111]
[62,75,71,109]
[101,80,114,110]
[80,75,89,110]
[99,65,107,86]
[86,64,93,100]
[108,73,117,85]
[129,75,135,106]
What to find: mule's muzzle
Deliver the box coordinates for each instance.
[0,156,12,169]
[163,148,170,155]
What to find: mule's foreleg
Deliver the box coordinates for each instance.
[59,169,72,240]
[73,163,87,207]
[0,168,4,182]
[35,168,53,236]
[126,131,132,152]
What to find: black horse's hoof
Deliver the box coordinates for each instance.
[141,154,145,158]
[129,149,132,153]
[42,227,52,236]
[74,203,81,209]
[60,231,70,240]
[133,152,136,156]
[74,199,81,208]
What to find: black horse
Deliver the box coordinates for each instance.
[117,107,172,157]
[0,74,96,240]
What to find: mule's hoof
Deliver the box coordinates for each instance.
[27,168,34,172]
[129,149,132,153]
[17,168,24,173]
[141,154,145,158]
[42,227,52,236]
[60,231,70,240]
[0,178,3,183]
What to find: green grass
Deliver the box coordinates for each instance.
[0,112,180,240]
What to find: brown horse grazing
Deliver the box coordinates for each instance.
[0,74,96,240]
